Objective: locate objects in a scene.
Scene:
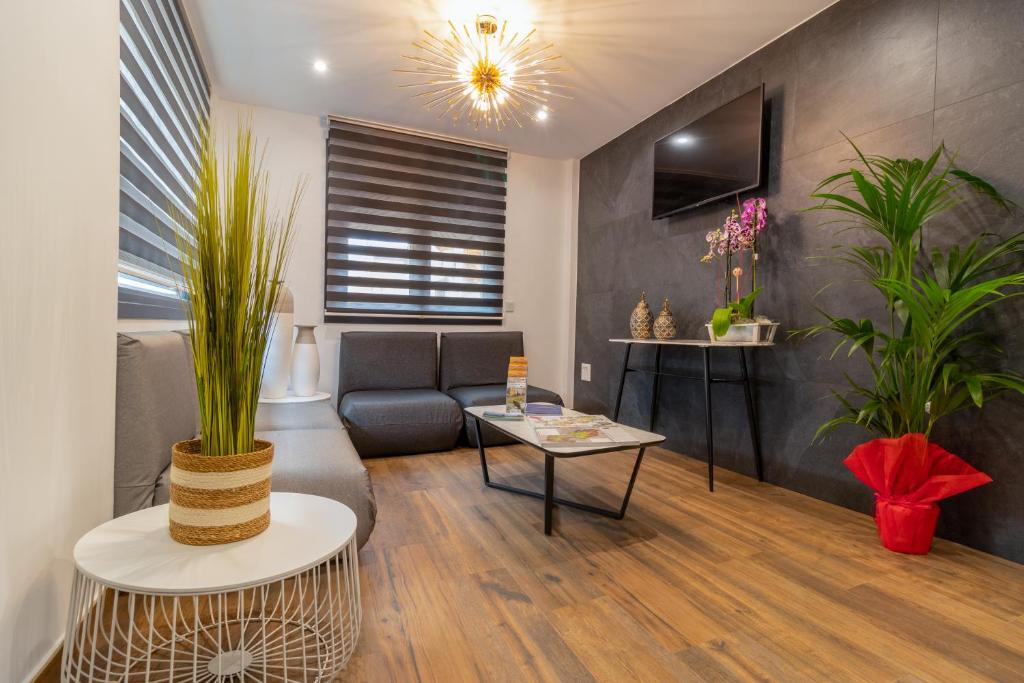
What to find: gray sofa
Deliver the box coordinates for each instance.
[336,332,462,457]
[440,331,563,447]
[115,331,376,548]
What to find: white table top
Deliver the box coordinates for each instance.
[73,493,356,594]
[466,405,664,455]
[609,338,774,347]
[259,391,332,404]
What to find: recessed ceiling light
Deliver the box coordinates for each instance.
[313,59,328,73]
[673,134,694,145]
[536,109,549,121]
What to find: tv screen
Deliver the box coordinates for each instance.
[652,85,765,219]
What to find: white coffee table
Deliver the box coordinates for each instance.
[63,492,360,682]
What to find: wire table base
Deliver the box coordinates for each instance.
[62,541,360,682]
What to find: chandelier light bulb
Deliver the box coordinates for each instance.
[397,14,569,131]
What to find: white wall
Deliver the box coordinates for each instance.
[213,98,576,400]
[0,3,120,681]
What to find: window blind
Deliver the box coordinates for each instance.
[325,119,507,324]
[118,0,209,318]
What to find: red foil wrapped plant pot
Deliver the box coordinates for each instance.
[845,433,992,555]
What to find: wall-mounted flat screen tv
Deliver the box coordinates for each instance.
[652,85,765,219]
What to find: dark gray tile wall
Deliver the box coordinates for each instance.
[574,0,1024,562]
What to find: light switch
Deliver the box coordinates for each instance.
[504,301,515,313]
[581,363,591,382]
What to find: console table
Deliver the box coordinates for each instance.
[609,338,773,491]
[63,493,360,682]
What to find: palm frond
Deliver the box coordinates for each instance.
[795,139,1023,440]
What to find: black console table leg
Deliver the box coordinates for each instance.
[739,348,765,482]
[612,343,632,421]
[649,345,663,432]
[702,346,715,492]
[544,454,555,535]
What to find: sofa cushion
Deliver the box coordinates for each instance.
[257,428,377,548]
[447,384,563,409]
[339,389,462,457]
[255,400,342,432]
[337,332,438,395]
[115,332,198,517]
[156,427,377,548]
[447,384,564,447]
[439,331,524,392]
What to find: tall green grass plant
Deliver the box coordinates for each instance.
[175,123,302,456]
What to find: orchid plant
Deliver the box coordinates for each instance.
[701,197,769,336]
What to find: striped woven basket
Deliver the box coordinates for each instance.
[169,439,273,545]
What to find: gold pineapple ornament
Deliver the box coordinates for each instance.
[653,298,677,340]
[630,291,653,339]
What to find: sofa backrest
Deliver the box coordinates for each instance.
[115,331,198,517]
[439,331,524,392]
[337,331,438,396]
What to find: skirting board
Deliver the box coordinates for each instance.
[27,636,62,683]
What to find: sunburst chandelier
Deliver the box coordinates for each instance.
[397,14,568,130]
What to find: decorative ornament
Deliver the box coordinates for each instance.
[261,283,293,399]
[397,14,568,130]
[630,291,653,339]
[290,325,321,397]
[653,298,677,340]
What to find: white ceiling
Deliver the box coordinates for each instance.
[184,0,834,159]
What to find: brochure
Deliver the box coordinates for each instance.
[506,356,528,415]
[528,414,637,446]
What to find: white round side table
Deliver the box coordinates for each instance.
[62,492,360,682]
[258,391,332,404]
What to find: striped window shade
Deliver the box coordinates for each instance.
[118,0,209,318]
[325,118,507,324]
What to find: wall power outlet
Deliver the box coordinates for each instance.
[580,363,591,382]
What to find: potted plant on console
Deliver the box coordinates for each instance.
[170,123,301,545]
[798,139,1024,554]
[702,197,778,341]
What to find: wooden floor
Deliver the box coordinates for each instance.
[343,444,1024,682]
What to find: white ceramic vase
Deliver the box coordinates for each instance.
[290,325,320,397]
[260,284,293,399]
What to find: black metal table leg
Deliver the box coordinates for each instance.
[649,345,663,432]
[612,343,632,421]
[702,346,715,492]
[544,454,555,535]
[478,442,648,534]
[739,348,765,482]
[474,417,490,484]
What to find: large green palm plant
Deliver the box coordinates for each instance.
[175,123,302,456]
[798,139,1024,439]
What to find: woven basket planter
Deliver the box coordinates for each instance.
[169,439,273,545]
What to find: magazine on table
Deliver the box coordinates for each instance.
[528,414,638,446]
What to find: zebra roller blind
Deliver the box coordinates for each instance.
[118,0,209,318]
[325,119,507,324]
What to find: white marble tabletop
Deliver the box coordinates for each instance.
[609,338,774,347]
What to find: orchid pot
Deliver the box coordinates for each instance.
[705,320,779,343]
